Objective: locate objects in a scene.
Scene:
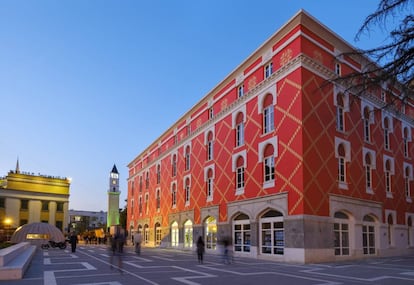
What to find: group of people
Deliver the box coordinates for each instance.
[67,230,230,265]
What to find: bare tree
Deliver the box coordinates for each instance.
[334,0,414,105]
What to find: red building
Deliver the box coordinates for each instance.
[127,10,414,263]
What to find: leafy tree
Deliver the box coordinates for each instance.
[334,0,413,105]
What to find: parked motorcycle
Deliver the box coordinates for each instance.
[41,240,67,249]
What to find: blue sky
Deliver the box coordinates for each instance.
[0,1,382,211]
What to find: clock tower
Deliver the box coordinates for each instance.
[107,164,120,230]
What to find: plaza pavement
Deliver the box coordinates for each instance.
[1,244,414,285]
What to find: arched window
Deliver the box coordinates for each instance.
[206,168,214,201]
[184,220,193,248]
[171,221,179,247]
[205,216,217,250]
[185,177,190,205]
[235,112,245,147]
[156,164,161,184]
[263,94,274,134]
[233,213,250,253]
[171,183,177,208]
[172,154,177,177]
[334,211,349,256]
[363,107,371,142]
[185,145,191,171]
[139,176,143,192]
[144,224,149,244]
[263,144,275,183]
[145,171,149,189]
[155,222,162,246]
[338,144,346,183]
[156,189,161,211]
[236,156,245,194]
[365,153,373,192]
[362,215,376,255]
[207,131,214,161]
[260,210,284,255]
[336,93,345,132]
[404,127,410,158]
[384,117,390,150]
[405,166,412,200]
[385,160,392,195]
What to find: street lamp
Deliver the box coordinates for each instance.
[4,218,12,242]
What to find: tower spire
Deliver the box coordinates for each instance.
[16,157,20,174]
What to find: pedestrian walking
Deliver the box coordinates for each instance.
[69,231,78,253]
[133,232,142,255]
[196,236,205,264]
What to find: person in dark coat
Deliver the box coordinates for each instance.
[69,232,78,253]
[196,236,205,264]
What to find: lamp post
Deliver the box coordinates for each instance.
[4,218,12,242]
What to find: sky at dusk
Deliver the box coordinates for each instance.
[0,1,384,211]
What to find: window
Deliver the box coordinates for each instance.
[334,211,349,256]
[335,63,341,76]
[56,202,63,212]
[172,154,177,177]
[236,156,245,193]
[338,144,346,184]
[365,153,373,193]
[156,189,161,211]
[207,132,214,161]
[385,160,392,197]
[139,196,142,215]
[260,210,284,255]
[408,217,413,247]
[381,90,386,102]
[363,107,371,142]
[206,168,214,201]
[362,215,376,255]
[186,125,191,136]
[139,176,143,192]
[171,221,179,247]
[233,213,251,253]
[0,198,5,208]
[184,220,193,248]
[145,193,149,214]
[156,164,161,184]
[155,223,162,246]
[264,144,275,183]
[185,146,191,171]
[41,201,49,211]
[384,117,391,150]
[336,93,345,132]
[265,62,273,79]
[238,84,244,98]
[403,127,410,158]
[263,94,274,134]
[405,166,412,201]
[171,184,177,208]
[145,172,149,189]
[205,216,217,250]
[235,112,244,147]
[21,199,29,210]
[209,107,214,119]
[185,178,190,205]
[387,214,394,246]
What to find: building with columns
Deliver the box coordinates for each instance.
[0,161,70,235]
[126,10,414,263]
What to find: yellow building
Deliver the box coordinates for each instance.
[0,161,70,235]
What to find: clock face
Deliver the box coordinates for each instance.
[112,180,117,185]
